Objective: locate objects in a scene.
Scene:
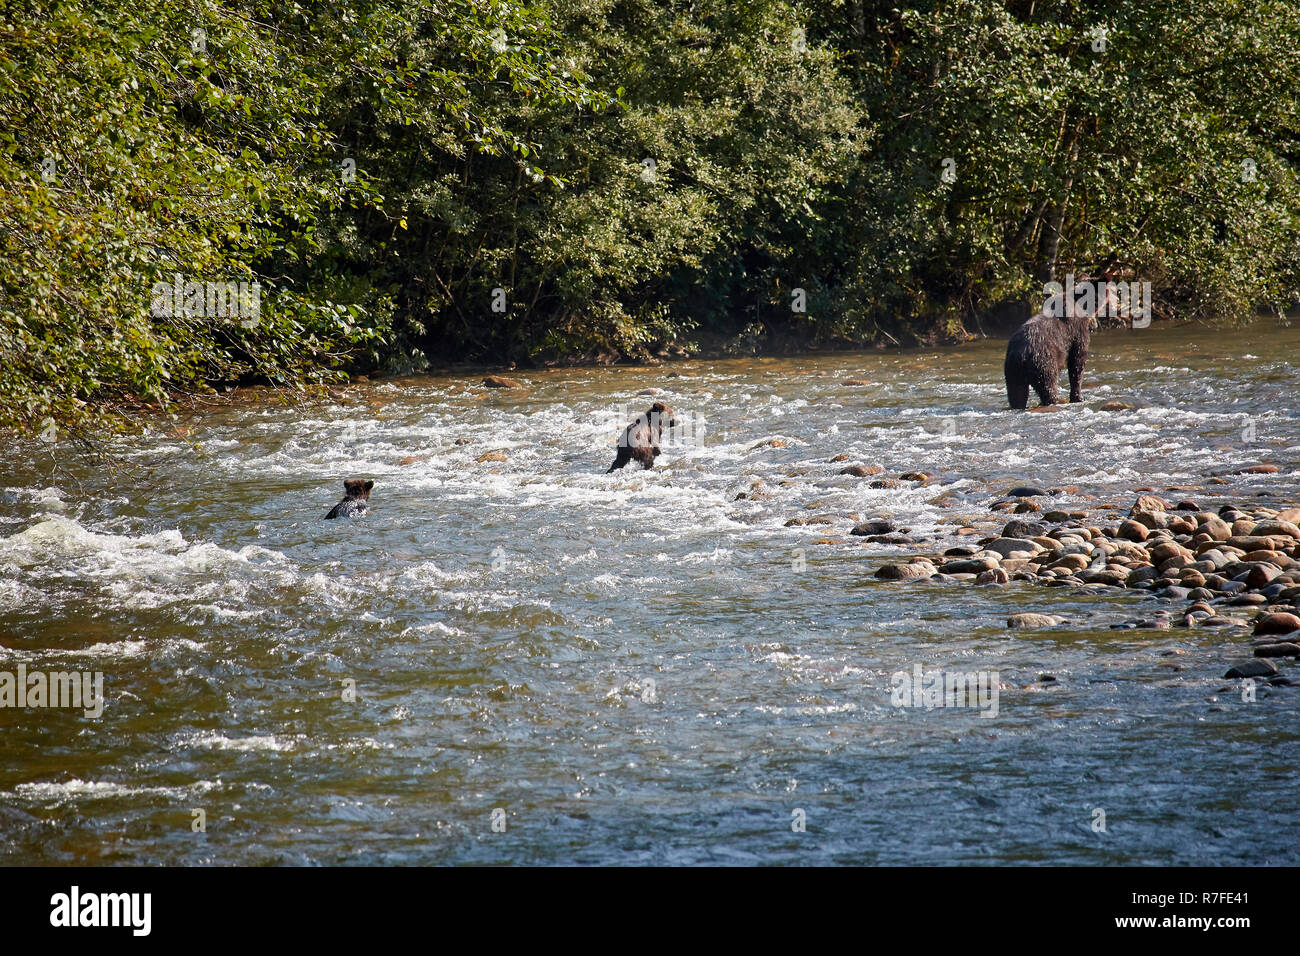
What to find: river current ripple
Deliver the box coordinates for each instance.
[1,322,1298,864]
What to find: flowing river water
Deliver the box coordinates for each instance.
[2,320,1298,865]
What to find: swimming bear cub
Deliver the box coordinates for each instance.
[607,402,677,472]
[325,479,374,519]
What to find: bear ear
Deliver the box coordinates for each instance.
[364,479,374,492]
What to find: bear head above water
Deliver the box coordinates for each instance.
[325,479,374,519]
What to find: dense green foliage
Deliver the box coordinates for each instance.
[2,0,1298,435]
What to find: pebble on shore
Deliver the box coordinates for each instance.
[870,488,1300,682]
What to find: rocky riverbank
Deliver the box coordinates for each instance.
[872,491,1300,685]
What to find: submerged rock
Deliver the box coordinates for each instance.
[861,532,916,545]
[785,515,835,527]
[1224,659,1278,679]
[1007,612,1064,628]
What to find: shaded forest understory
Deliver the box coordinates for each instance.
[2,0,1299,435]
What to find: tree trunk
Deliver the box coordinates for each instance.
[1034,120,1084,284]
[1035,201,1065,284]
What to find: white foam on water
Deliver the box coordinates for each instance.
[753,702,860,716]
[182,602,264,623]
[0,578,42,611]
[419,588,552,614]
[399,621,466,637]
[102,576,253,612]
[3,778,223,804]
[0,636,208,663]
[322,738,390,753]
[396,562,478,588]
[1139,405,1218,423]
[676,548,734,565]
[0,639,149,661]
[189,732,298,752]
[296,571,371,607]
[2,486,68,510]
[1078,469,1128,483]
[555,548,611,569]
[0,516,288,578]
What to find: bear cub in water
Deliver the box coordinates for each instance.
[325,479,374,519]
[607,402,677,472]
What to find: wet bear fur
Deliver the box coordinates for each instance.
[607,402,677,472]
[1004,311,1093,408]
[325,479,374,519]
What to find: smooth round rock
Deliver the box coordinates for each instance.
[1253,611,1300,636]
[1254,643,1300,658]
[1224,659,1278,679]
[874,561,937,581]
[851,519,896,536]
[1007,486,1048,498]
[1117,520,1149,541]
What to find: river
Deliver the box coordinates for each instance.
[2,319,1298,864]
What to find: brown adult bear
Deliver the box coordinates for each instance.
[1004,281,1117,408]
[607,402,677,472]
[325,479,373,519]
